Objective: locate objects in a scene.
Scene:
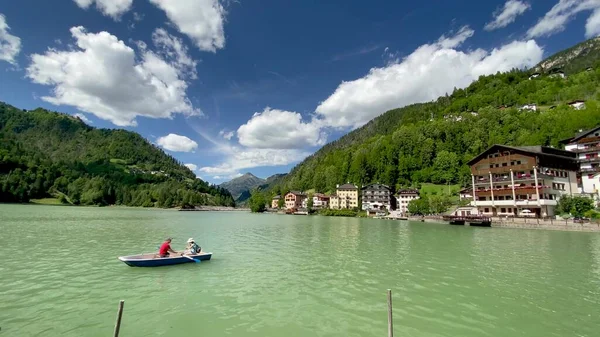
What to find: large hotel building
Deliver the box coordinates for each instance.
[468,145,579,217]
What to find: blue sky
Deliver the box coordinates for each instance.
[1,0,600,184]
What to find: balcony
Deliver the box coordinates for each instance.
[580,157,600,163]
[580,166,600,173]
[471,199,557,207]
[474,186,548,196]
[572,145,600,153]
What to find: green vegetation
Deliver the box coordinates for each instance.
[557,195,594,217]
[248,189,267,213]
[318,208,359,217]
[30,198,64,205]
[407,195,452,215]
[0,103,234,208]
[277,197,285,209]
[272,60,600,194]
[535,37,600,75]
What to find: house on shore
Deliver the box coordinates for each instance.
[285,191,307,210]
[301,193,330,208]
[271,195,281,209]
[561,126,600,200]
[467,144,578,218]
[396,189,419,216]
[459,187,473,200]
[329,183,359,209]
[361,183,393,212]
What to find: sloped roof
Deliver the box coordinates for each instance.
[466,144,577,167]
[337,183,358,190]
[287,191,306,196]
[559,126,600,144]
[362,183,391,191]
[397,189,419,195]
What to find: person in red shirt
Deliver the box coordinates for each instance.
[158,238,178,257]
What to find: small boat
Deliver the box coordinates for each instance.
[118,252,212,267]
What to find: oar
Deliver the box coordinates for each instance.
[181,254,201,263]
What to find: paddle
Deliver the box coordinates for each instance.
[181,254,201,263]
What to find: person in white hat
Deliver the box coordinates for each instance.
[185,238,202,255]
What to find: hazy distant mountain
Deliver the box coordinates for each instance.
[220,173,265,200]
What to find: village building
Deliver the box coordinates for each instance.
[519,103,537,112]
[361,183,393,211]
[459,187,473,201]
[561,126,600,199]
[284,191,307,210]
[549,69,566,79]
[329,183,359,209]
[568,100,586,110]
[451,206,479,216]
[468,145,578,218]
[528,73,540,80]
[301,193,330,208]
[395,189,419,216]
[271,195,281,209]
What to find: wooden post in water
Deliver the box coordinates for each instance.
[113,300,124,337]
[387,289,393,337]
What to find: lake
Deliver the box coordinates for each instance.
[1,205,599,337]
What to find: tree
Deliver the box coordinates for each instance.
[557,195,594,216]
[249,190,267,213]
[307,193,314,212]
[429,194,452,214]
[407,197,430,215]
[277,197,285,209]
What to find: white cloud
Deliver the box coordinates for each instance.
[315,26,543,129]
[157,133,198,152]
[237,107,326,149]
[184,163,198,171]
[73,0,133,19]
[152,28,198,79]
[219,129,235,140]
[199,148,310,176]
[586,8,600,37]
[212,173,242,180]
[26,26,200,127]
[149,0,226,52]
[74,113,92,124]
[484,0,531,31]
[0,13,21,65]
[527,0,600,38]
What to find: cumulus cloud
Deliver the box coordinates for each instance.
[74,113,92,124]
[527,0,600,38]
[157,133,198,152]
[0,13,21,65]
[152,28,198,79]
[199,148,310,176]
[237,107,326,149]
[219,129,235,140]
[485,0,531,31]
[315,26,543,129]
[585,8,600,37]
[184,163,198,171]
[73,0,133,19]
[149,0,226,52]
[26,26,199,127]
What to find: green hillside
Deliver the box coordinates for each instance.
[272,42,600,194]
[0,103,234,207]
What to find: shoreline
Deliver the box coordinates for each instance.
[415,216,600,233]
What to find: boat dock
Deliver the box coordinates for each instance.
[442,215,492,227]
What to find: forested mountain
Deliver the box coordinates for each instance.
[0,103,234,207]
[220,173,265,200]
[270,41,600,195]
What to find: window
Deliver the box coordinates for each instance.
[484,208,490,213]
[517,161,521,165]
[501,208,506,213]
[502,163,508,167]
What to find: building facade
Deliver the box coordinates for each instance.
[301,193,330,208]
[562,126,600,198]
[468,145,578,218]
[329,183,359,209]
[361,184,392,211]
[396,189,419,216]
[285,191,307,210]
[271,195,281,209]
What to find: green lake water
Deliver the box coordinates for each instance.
[1,204,599,337]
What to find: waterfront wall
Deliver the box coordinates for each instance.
[414,216,600,232]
